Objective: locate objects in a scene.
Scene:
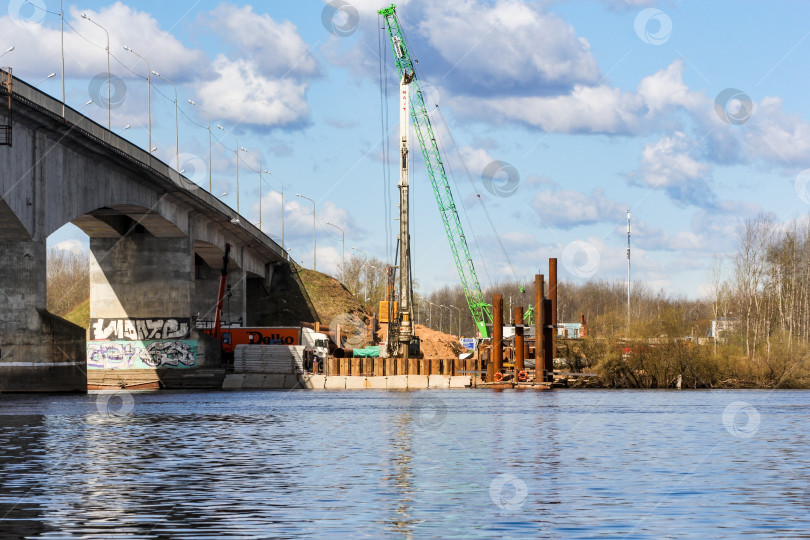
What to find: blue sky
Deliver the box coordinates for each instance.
[3,0,810,298]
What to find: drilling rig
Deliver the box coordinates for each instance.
[379,4,493,343]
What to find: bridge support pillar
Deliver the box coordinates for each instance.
[88,232,217,373]
[0,238,86,392]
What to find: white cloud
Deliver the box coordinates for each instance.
[637,60,704,115]
[0,3,205,81]
[630,131,713,205]
[532,187,625,229]
[419,0,599,93]
[207,4,318,79]
[326,0,599,96]
[456,83,644,134]
[196,56,310,128]
[631,220,707,252]
[252,192,365,250]
[600,0,659,9]
[53,238,87,253]
[452,60,704,135]
[741,96,810,167]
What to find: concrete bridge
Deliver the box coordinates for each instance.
[0,70,307,392]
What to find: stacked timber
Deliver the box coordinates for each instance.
[234,345,305,374]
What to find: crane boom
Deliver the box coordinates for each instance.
[379,4,492,338]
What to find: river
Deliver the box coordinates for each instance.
[1,389,808,538]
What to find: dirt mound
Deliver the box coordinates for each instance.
[377,323,468,360]
[416,324,468,359]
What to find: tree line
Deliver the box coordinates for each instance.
[338,215,810,387]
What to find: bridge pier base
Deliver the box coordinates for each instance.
[0,238,86,392]
[88,233,208,374]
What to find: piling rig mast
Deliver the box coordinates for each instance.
[379,4,492,338]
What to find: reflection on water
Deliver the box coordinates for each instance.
[2,390,810,537]
[387,410,415,536]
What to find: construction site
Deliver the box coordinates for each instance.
[221,6,579,391]
[0,3,594,393]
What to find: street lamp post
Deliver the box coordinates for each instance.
[241,147,262,231]
[296,194,316,271]
[351,247,373,303]
[123,46,152,154]
[450,305,461,336]
[152,71,179,172]
[351,246,368,261]
[439,305,449,334]
[0,46,14,59]
[217,125,239,214]
[325,222,344,267]
[264,170,284,249]
[364,264,377,308]
[187,99,212,192]
[81,13,110,130]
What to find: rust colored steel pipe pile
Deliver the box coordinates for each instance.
[535,274,544,381]
[492,294,504,379]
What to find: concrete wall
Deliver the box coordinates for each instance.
[90,234,192,319]
[192,258,223,323]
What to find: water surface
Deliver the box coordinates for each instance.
[1,389,809,538]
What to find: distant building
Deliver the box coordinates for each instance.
[558,323,585,339]
[710,318,737,341]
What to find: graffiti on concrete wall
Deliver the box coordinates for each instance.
[87,340,198,370]
[90,318,190,341]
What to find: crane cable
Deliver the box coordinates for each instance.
[431,105,494,289]
[433,105,520,287]
[378,15,393,264]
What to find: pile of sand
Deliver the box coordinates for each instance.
[377,323,467,360]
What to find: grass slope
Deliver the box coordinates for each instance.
[62,298,90,329]
[295,265,369,325]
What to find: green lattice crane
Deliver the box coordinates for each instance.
[379,4,492,338]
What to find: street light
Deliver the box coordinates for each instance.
[367,264,377,303]
[264,170,284,250]
[450,305,461,336]
[152,70,179,172]
[34,73,56,87]
[352,247,372,301]
[188,98,212,192]
[440,304,449,334]
[217,124,239,214]
[325,222,344,267]
[74,99,94,118]
[241,147,262,231]
[123,46,152,155]
[351,246,368,261]
[296,193,316,271]
[428,301,436,330]
[0,46,14,59]
[80,13,110,130]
